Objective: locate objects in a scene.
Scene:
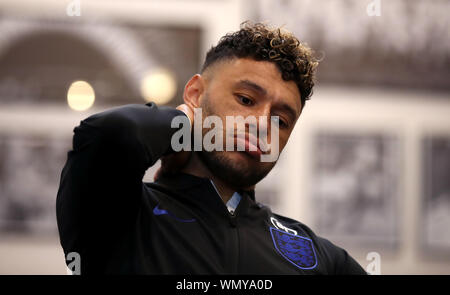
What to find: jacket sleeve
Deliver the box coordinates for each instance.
[334,248,368,275]
[323,238,367,275]
[56,102,187,265]
[314,234,367,275]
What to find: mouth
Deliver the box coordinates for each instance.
[234,132,266,159]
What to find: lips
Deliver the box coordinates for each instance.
[234,132,267,159]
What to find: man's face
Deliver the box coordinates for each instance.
[197,57,302,189]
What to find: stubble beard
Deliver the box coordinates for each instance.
[197,95,276,190]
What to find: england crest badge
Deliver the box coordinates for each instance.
[270,227,318,270]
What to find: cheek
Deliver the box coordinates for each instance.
[201,97,235,121]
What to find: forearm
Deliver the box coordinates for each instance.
[56,102,187,258]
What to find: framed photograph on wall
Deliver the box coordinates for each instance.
[0,133,70,233]
[422,135,450,258]
[311,131,400,249]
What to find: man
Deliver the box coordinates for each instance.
[56,22,367,274]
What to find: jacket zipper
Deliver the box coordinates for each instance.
[209,180,240,273]
[228,214,239,273]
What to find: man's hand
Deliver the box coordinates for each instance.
[154,104,194,181]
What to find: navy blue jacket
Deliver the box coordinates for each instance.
[56,102,367,275]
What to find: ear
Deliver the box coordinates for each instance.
[183,74,205,109]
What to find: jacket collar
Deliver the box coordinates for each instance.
[154,172,256,201]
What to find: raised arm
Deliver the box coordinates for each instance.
[56,102,187,271]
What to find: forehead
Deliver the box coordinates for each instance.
[208,58,302,112]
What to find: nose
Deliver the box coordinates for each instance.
[253,104,272,147]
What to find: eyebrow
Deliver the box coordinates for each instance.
[235,79,299,122]
[236,79,267,96]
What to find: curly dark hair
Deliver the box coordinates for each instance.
[201,21,319,108]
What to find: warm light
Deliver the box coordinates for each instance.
[67,80,95,111]
[140,68,177,104]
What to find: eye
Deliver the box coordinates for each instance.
[236,95,254,106]
[271,116,288,129]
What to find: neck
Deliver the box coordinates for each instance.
[181,152,236,203]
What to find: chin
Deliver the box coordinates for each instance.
[198,150,275,188]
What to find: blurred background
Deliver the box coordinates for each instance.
[0,0,449,274]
